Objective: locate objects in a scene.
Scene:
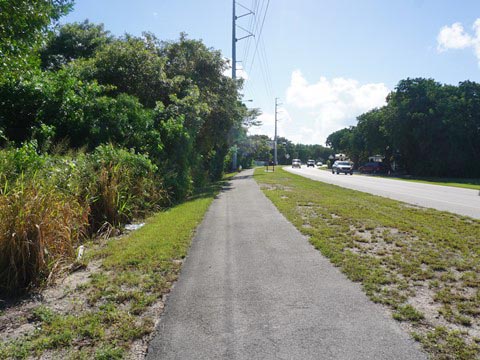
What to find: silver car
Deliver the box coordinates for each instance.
[332,161,353,175]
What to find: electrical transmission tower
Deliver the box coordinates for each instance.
[232,0,254,79]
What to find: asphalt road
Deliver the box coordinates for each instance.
[146,169,427,360]
[286,167,480,220]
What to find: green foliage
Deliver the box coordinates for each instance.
[94,345,124,360]
[156,112,193,201]
[77,145,165,233]
[417,327,479,360]
[393,304,425,322]
[0,142,45,185]
[161,35,246,181]
[78,34,169,108]
[40,20,112,70]
[0,0,73,75]
[0,23,250,198]
[0,69,105,147]
[327,78,480,177]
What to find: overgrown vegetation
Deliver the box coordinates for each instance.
[255,168,480,359]
[0,182,220,359]
[0,144,165,296]
[0,1,254,296]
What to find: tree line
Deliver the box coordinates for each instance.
[0,0,256,294]
[0,1,251,200]
[326,78,480,178]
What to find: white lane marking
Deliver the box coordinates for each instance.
[285,168,480,211]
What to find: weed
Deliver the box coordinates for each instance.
[393,304,425,322]
[417,327,479,360]
[95,345,124,360]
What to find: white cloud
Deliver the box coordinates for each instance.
[437,19,480,65]
[437,22,473,51]
[283,70,389,144]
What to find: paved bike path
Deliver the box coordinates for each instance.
[146,169,427,360]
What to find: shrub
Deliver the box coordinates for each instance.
[0,142,45,187]
[76,144,167,233]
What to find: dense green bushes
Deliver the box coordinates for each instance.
[0,30,250,199]
[0,144,166,295]
[0,3,253,296]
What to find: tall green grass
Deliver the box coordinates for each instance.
[0,179,87,295]
[76,145,167,234]
[0,143,167,296]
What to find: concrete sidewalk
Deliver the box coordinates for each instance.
[146,169,427,360]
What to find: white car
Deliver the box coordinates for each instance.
[292,159,301,168]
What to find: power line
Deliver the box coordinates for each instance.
[242,0,272,99]
[246,0,270,75]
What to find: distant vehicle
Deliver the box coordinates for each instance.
[292,159,301,168]
[316,161,323,166]
[332,161,353,175]
[358,162,387,174]
[306,159,315,167]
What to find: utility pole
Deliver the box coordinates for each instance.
[232,0,236,79]
[274,97,281,165]
[231,0,253,170]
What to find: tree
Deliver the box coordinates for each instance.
[326,128,355,154]
[355,107,391,165]
[75,35,169,108]
[386,78,445,175]
[40,20,112,70]
[0,0,73,75]
[161,34,246,181]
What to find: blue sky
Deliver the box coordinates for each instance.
[63,0,480,145]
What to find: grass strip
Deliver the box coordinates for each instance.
[254,168,480,360]
[376,175,480,191]
[0,177,230,360]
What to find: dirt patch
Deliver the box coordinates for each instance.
[259,184,293,191]
[127,299,166,360]
[0,261,100,344]
[0,256,166,360]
